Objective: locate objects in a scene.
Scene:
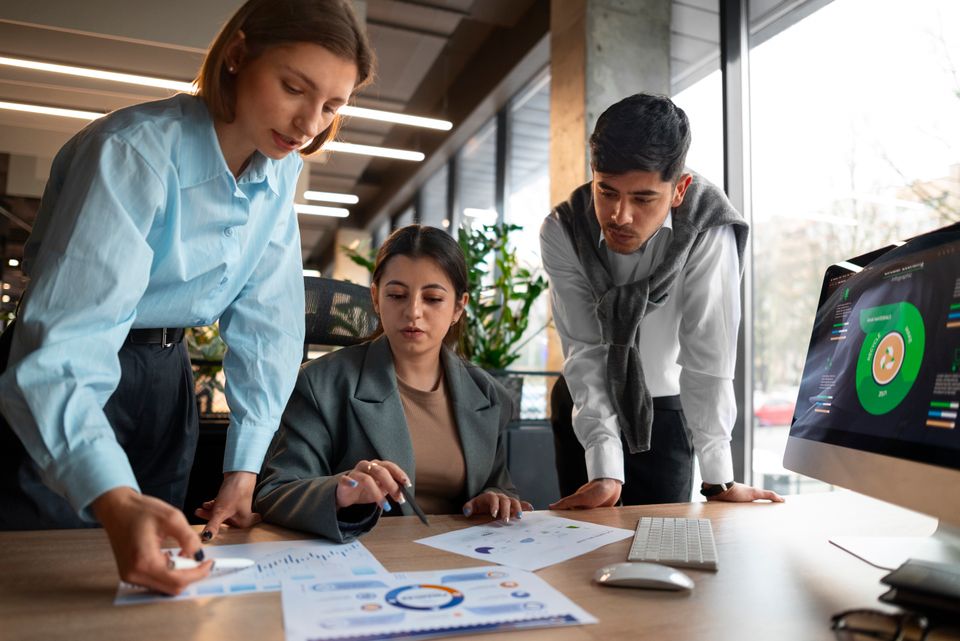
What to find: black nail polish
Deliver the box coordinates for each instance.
[201,530,212,542]
[193,549,205,562]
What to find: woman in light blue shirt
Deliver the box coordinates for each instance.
[0,0,373,595]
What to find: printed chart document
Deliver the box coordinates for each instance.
[281,565,597,641]
[115,539,386,605]
[415,512,633,571]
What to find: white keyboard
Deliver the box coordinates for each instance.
[627,517,719,571]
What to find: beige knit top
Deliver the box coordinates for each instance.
[396,374,467,515]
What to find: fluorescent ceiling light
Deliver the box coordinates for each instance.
[0,56,193,92]
[323,141,424,162]
[0,100,102,121]
[0,56,449,129]
[339,105,451,130]
[294,203,350,218]
[0,100,424,161]
[303,190,359,204]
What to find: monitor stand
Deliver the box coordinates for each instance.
[830,521,960,570]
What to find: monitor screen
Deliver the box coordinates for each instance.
[783,223,960,568]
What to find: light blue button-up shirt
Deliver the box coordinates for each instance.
[0,93,306,519]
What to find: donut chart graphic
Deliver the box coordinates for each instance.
[856,302,925,415]
[385,584,465,611]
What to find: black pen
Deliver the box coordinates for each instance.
[399,484,429,526]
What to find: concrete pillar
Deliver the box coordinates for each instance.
[549,0,671,203]
[546,0,671,373]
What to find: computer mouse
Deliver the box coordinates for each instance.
[593,562,694,591]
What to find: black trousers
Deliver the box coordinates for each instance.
[550,375,694,505]
[0,322,199,530]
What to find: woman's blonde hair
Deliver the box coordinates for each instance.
[196,0,375,155]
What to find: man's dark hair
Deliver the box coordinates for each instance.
[589,93,691,182]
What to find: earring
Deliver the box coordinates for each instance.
[228,65,236,73]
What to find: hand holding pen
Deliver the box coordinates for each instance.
[335,459,427,524]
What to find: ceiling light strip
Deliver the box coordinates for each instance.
[339,105,451,130]
[303,190,359,204]
[294,204,350,218]
[0,56,449,130]
[0,56,193,92]
[0,100,425,161]
[323,141,424,161]
[0,100,103,121]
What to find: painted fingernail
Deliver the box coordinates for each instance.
[404,479,412,488]
[194,549,205,562]
[201,530,212,542]
[347,477,358,488]
[463,506,472,517]
[382,500,392,512]
[397,493,406,504]
[491,509,498,519]
[517,511,523,518]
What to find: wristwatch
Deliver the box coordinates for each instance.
[699,481,735,497]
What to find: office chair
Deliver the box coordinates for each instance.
[304,276,379,348]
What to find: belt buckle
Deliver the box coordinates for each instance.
[161,328,175,348]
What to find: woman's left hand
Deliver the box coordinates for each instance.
[462,491,534,523]
[195,471,262,540]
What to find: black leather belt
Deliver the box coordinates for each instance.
[126,327,185,347]
[652,395,683,411]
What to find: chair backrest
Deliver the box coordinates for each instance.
[304,277,379,347]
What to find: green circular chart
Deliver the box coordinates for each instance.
[855,302,925,415]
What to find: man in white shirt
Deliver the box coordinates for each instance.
[540,94,783,508]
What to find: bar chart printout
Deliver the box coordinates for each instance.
[115,539,387,605]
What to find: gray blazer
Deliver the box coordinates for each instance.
[254,335,518,542]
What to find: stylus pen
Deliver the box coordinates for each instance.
[399,484,430,526]
[167,555,255,571]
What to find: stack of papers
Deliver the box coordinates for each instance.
[114,514,630,641]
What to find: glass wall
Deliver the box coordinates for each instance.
[505,69,551,416]
[419,164,449,231]
[749,0,960,493]
[457,118,498,226]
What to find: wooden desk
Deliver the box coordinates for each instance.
[0,492,946,641]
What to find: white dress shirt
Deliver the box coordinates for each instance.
[540,210,740,486]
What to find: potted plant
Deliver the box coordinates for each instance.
[185,324,227,415]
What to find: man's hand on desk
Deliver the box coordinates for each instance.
[549,478,622,509]
[704,482,784,503]
[195,471,262,541]
[93,486,212,595]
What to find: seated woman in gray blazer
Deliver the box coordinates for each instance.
[255,224,532,541]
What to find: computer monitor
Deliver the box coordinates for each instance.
[783,222,960,570]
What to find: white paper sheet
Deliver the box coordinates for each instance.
[415,512,633,571]
[281,565,597,641]
[115,539,387,605]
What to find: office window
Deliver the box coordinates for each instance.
[457,118,498,226]
[419,165,449,231]
[749,0,960,494]
[672,69,724,189]
[505,69,551,415]
[371,218,391,249]
[394,205,415,229]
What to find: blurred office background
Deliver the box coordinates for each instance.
[0,0,958,505]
